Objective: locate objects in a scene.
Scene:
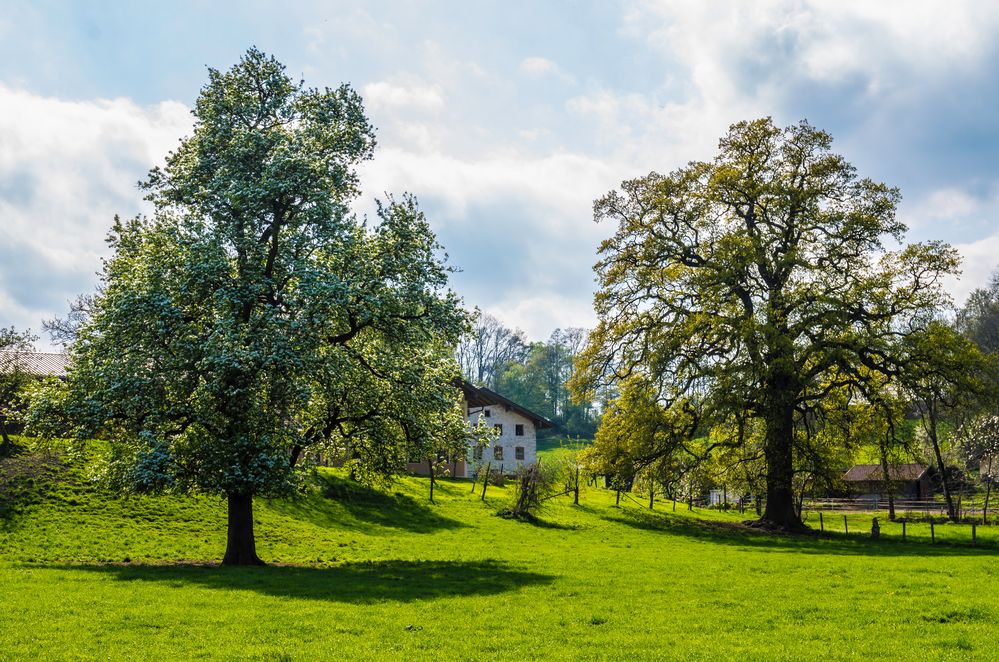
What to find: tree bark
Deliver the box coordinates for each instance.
[984,457,993,523]
[0,419,11,455]
[925,402,957,522]
[759,396,806,530]
[222,493,264,566]
[428,457,435,504]
[573,467,580,505]
[878,439,896,521]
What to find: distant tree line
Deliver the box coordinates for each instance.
[457,310,599,439]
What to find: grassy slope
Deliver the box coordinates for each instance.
[2,446,999,661]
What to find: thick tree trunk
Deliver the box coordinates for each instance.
[289,444,303,467]
[879,443,896,521]
[0,419,11,455]
[222,493,264,566]
[759,397,806,530]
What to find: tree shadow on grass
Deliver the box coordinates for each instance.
[603,507,999,558]
[264,474,464,535]
[50,559,553,604]
[497,511,580,530]
[0,451,67,523]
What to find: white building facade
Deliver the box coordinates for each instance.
[407,381,552,478]
[462,382,551,476]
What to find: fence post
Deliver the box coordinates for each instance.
[973,522,977,546]
[844,515,849,535]
[930,520,935,544]
[902,520,906,542]
[819,511,824,533]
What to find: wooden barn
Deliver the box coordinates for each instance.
[842,463,934,499]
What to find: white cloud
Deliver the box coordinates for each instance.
[355,146,619,340]
[362,80,445,112]
[0,85,191,344]
[946,233,999,307]
[628,1,999,90]
[359,147,616,228]
[519,56,574,84]
[901,187,983,232]
[485,293,596,342]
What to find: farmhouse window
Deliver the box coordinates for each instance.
[472,446,483,460]
[494,446,504,461]
[515,424,524,436]
[484,409,491,417]
[494,424,503,435]
[515,446,525,460]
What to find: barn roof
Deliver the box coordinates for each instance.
[460,381,553,429]
[0,351,69,378]
[843,463,928,482]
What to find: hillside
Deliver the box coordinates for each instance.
[2,443,999,660]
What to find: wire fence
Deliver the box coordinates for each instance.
[803,496,996,520]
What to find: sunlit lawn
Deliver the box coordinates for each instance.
[2,445,998,660]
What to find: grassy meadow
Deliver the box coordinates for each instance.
[2,442,999,660]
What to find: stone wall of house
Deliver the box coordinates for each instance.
[468,405,537,474]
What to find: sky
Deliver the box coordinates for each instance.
[3,1,999,348]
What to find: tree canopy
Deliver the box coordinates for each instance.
[40,48,468,564]
[0,326,37,454]
[573,118,959,529]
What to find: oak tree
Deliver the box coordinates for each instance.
[573,118,957,529]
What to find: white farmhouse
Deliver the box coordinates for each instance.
[407,380,553,478]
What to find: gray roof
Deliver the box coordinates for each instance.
[461,380,553,429]
[0,351,70,378]
[844,463,928,482]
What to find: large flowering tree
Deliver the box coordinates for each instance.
[48,49,469,564]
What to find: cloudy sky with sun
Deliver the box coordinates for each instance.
[3,1,999,346]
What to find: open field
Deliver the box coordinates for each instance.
[3,445,999,660]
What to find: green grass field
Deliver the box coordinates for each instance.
[2,444,999,661]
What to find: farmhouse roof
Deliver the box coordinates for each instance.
[843,463,928,482]
[0,351,69,378]
[460,380,553,429]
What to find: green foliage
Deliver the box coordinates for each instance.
[955,415,999,483]
[958,270,999,355]
[573,118,961,527]
[0,327,37,451]
[29,50,468,561]
[585,377,701,496]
